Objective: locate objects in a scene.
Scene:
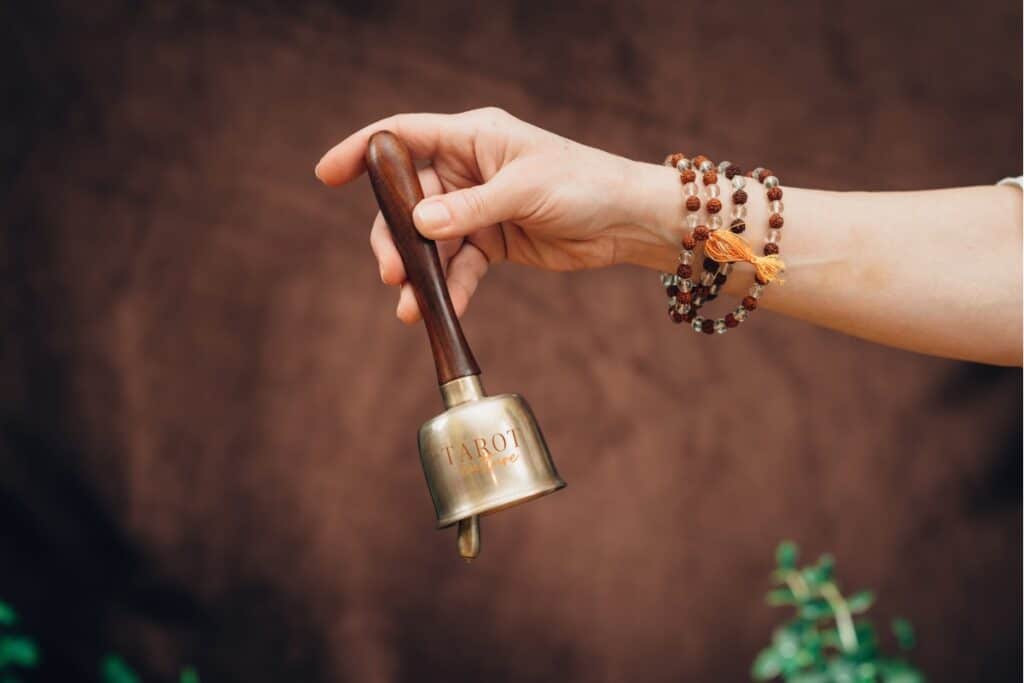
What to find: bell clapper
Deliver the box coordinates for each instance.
[457,515,480,562]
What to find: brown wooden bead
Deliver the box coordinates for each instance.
[685,196,701,212]
[692,154,709,168]
[702,171,718,185]
[676,291,692,305]
[676,264,692,278]
[714,273,728,286]
[682,310,696,323]
[680,169,697,183]
[693,226,710,241]
[666,284,679,298]
[667,153,684,167]
[757,168,774,182]
[763,242,779,256]
[694,284,710,298]
[725,164,742,179]
[767,187,783,201]
[769,213,784,229]
[730,219,746,234]
[732,189,748,205]
[669,308,684,323]
[681,235,697,250]
[701,319,716,334]
[724,313,740,328]
[741,296,758,311]
[706,198,722,214]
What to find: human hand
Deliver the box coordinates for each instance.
[315,107,677,323]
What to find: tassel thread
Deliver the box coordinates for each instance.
[705,230,785,284]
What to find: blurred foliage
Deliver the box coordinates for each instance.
[752,542,924,683]
[0,599,196,683]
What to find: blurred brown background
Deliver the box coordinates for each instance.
[1,1,1020,681]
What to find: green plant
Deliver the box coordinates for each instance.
[0,600,39,682]
[1,597,197,683]
[751,542,924,683]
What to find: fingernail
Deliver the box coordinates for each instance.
[413,200,451,233]
[314,162,324,181]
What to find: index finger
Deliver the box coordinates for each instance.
[314,112,461,187]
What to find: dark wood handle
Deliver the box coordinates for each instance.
[365,131,480,385]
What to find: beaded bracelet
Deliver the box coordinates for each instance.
[661,154,786,335]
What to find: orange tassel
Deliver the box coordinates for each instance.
[705,230,786,284]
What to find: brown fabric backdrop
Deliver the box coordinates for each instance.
[1,2,1020,681]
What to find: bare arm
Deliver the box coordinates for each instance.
[622,164,1023,366]
[316,109,1023,367]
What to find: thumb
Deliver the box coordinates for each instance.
[412,172,522,239]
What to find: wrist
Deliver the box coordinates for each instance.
[609,159,684,272]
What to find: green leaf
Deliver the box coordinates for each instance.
[891,618,915,651]
[0,637,39,669]
[847,591,875,614]
[751,647,782,680]
[0,603,16,627]
[100,655,140,683]
[878,660,924,683]
[767,587,797,606]
[180,667,201,683]
[776,541,798,570]
[788,673,829,683]
[827,658,858,683]
[799,598,832,620]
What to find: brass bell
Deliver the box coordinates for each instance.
[365,131,566,561]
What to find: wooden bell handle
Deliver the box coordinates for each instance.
[365,131,480,385]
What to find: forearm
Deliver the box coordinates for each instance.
[618,162,1023,366]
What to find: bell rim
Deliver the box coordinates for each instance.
[435,479,566,529]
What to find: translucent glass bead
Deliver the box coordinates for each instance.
[719,263,733,275]
[678,157,693,170]
[770,200,784,214]
[732,175,746,190]
[700,271,715,286]
[735,307,749,322]
[679,303,691,313]
[767,228,782,244]
[732,204,747,219]
[681,250,694,265]
[709,215,723,230]
[691,316,705,332]
[751,167,764,180]
[698,160,714,173]
[764,175,780,189]
[749,283,765,298]
[707,183,720,198]
[717,160,731,173]
[683,182,698,197]
[681,279,693,292]
[660,273,673,286]
[686,213,700,229]
[714,319,727,334]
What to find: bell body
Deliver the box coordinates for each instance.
[418,376,565,528]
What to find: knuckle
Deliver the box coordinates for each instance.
[459,187,487,221]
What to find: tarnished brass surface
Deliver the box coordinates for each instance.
[420,376,565,529]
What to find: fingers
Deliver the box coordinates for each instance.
[396,242,490,324]
[316,112,459,187]
[412,167,526,240]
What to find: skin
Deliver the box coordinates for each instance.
[316,107,1023,367]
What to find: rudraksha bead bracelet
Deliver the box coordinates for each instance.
[661,154,786,335]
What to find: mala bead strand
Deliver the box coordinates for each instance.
[660,151,787,336]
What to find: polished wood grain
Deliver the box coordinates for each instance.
[365,131,480,385]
